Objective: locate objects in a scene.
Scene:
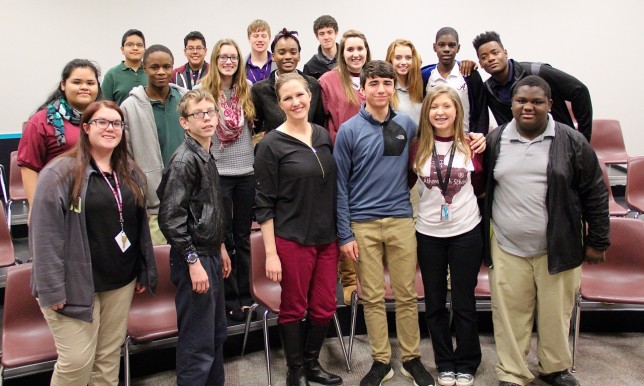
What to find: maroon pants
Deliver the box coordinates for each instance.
[275,236,339,325]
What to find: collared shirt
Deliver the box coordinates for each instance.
[102,61,147,105]
[147,87,185,166]
[246,52,273,84]
[492,114,556,257]
[428,65,471,132]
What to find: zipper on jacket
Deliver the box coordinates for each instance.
[310,147,325,179]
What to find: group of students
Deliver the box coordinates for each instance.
[19,13,609,386]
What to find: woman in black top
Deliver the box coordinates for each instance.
[30,100,157,386]
[254,73,341,386]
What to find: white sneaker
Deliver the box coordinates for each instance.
[438,371,456,386]
[455,373,474,386]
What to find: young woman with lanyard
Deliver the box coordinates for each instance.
[198,38,256,322]
[318,29,371,305]
[413,85,484,386]
[30,100,157,386]
[255,72,341,386]
[251,28,325,134]
[18,59,101,218]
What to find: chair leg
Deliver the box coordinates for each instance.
[124,336,131,386]
[262,309,272,386]
[332,312,351,372]
[348,289,358,363]
[6,201,12,232]
[571,292,582,372]
[241,303,259,356]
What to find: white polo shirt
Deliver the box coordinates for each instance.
[428,65,471,133]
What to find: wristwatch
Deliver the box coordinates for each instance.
[185,252,199,265]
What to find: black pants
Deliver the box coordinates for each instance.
[220,174,255,311]
[417,223,483,375]
[170,248,227,386]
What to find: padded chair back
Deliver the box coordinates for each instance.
[249,231,281,313]
[1,263,57,369]
[127,244,177,342]
[626,156,644,214]
[589,119,629,164]
[599,162,629,216]
[0,204,15,267]
[9,151,26,201]
[581,217,644,304]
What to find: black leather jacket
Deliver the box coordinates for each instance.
[157,136,226,257]
[483,121,610,274]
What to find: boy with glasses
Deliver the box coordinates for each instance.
[158,89,232,386]
[102,29,147,105]
[172,31,209,90]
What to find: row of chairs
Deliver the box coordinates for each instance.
[0,151,28,231]
[0,245,177,386]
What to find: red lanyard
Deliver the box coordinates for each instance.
[96,164,125,233]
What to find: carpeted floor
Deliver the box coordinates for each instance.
[130,332,644,385]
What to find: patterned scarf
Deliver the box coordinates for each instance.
[46,98,82,146]
[216,86,246,149]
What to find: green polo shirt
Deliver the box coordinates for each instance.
[102,61,147,105]
[149,87,185,166]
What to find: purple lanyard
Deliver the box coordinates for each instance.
[96,165,125,233]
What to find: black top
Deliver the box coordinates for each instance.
[86,164,142,292]
[254,124,337,245]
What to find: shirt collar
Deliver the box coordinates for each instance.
[507,113,556,142]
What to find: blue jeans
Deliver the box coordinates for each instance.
[170,248,227,386]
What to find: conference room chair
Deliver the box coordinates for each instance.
[241,231,350,386]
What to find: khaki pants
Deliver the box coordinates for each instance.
[490,236,580,385]
[352,217,421,363]
[42,280,136,386]
[148,214,167,245]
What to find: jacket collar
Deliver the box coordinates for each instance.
[359,104,397,125]
[184,134,213,162]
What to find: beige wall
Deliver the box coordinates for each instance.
[2,0,643,155]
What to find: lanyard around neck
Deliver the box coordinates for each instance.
[432,143,456,197]
[95,163,125,232]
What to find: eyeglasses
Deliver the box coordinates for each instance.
[124,42,144,48]
[217,55,239,63]
[186,109,218,120]
[89,119,125,130]
[186,46,205,52]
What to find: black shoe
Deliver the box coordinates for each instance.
[279,322,310,386]
[304,323,342,385]
[226,308,246,322]
[360,361,394,386]
[539,369,580,386]
[401,357,435,386]
[498,382,522,386]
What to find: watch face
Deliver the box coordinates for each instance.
[186,253,198,264]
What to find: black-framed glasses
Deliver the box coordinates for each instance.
[124,42,144,48]
[89,119,125,130]
[217,55,239,63]
[186,46,205,52]
[187,109,218,120]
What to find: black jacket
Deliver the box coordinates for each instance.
[157,135,226,257]
[251,70,325,133]
[483,121,610,274]
[303,44,338,80]
[485,60,593,141]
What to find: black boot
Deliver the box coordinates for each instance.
[278,322,310,386]
[303,323,343,385]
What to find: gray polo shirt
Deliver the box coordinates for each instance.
[492,115,556,257]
